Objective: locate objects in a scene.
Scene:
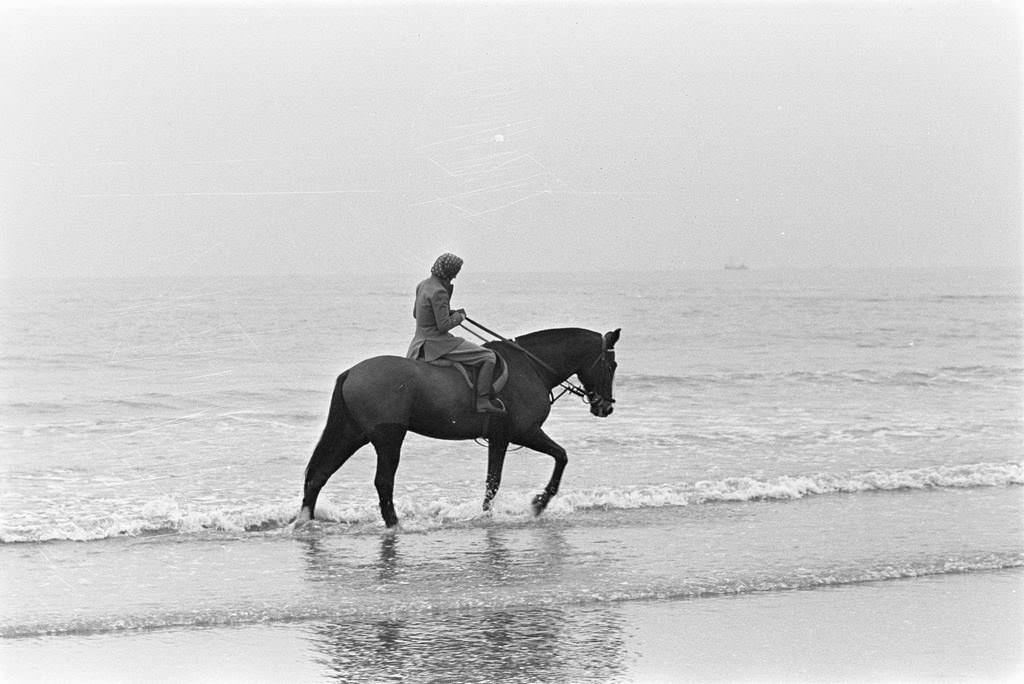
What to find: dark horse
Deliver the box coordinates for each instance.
[297,327,620,527]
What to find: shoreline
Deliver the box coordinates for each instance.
[3,568,1021,683]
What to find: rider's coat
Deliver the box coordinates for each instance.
[406,275,467,361]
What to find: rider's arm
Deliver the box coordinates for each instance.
[429,289,465,333]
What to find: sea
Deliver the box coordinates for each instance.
[1,268,1022,681]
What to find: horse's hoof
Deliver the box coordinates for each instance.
[531,494,548,516]
[290,508,314,531]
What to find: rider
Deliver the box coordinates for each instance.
[406,253,506,415]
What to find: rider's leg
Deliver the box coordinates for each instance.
[444,344,505,414]
[473,357,505,414]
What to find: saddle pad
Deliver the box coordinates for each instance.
[427,354,508,393]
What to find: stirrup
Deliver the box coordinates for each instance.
[476,397,506,415]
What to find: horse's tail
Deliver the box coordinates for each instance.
[306,371,347,478]
[300,370,367,519]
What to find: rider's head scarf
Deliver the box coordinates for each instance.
[431,253,463,281]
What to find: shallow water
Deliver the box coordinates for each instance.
[2,486,1020,639]
[3,570,1021,682]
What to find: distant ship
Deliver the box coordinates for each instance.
[725,259,749,271]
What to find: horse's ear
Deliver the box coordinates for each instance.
[605,328,621,349]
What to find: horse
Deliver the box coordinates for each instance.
[297,327,620,528]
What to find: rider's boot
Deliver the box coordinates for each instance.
[475,360,506,415]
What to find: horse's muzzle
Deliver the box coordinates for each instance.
[590,397,615,418]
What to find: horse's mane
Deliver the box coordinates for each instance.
[511,328,596,345]
[487,325,598,362]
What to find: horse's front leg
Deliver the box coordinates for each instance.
[515,428,567,515]
[483,436,509,511]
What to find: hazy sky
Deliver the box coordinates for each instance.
[1,1,1020,277]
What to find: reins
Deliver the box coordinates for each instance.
[460,317,599,406]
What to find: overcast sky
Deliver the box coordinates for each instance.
[1,1,1020,277]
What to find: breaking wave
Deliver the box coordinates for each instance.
[2,461,1020,544]
[555,461,1024,512]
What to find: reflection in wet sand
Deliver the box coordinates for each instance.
[307,604,627,682]
[299,528,628,682]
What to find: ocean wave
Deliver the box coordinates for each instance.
[553,461,1024,511]
[621,366,1023,390]
[2,408,321,438]
[0,499,302,544]
[2,462,1020,544]
[3,551,1021,639]
[931,294,1019,302]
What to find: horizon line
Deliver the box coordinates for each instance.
[2,264,1021,282]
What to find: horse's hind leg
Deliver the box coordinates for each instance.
[300,426,367,522]
[300,374,368,522]
[300,428,367,522]
[370,424,407,528]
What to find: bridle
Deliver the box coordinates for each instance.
[550,344,616,411]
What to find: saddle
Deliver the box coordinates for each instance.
[427,352,509,394]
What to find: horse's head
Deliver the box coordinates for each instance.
[578,328,620,417]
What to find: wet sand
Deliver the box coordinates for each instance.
[2,568,1020,683]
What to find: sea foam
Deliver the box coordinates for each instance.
[2,461,1020,543]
